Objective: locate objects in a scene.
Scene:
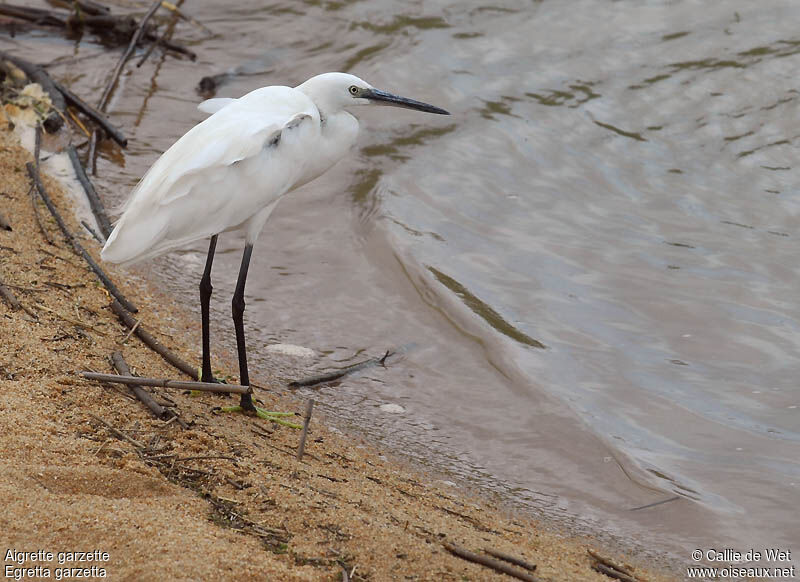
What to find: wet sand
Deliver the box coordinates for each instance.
[0,121,679,580]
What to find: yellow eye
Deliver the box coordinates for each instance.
[349,85,359,95]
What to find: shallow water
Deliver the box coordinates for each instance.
[16,0,800,564]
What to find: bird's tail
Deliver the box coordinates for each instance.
[101,212,168,266]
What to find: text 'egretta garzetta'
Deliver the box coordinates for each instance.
[101,72,450,420]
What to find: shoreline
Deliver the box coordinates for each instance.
[0,117,678,580]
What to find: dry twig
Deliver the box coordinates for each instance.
[110,352,187,427]
[296,399,315,460]
[443,542,541,582]
[110,300,196,377]
[97,0,163,112]
[482,548,537,572]
[81,371,249,394]
[66,145,112,238]
[26,162,138,312]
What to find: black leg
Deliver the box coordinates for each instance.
[200,234,218,383]
[232,243,255,411]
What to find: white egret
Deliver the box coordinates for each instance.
[101,72,449,420]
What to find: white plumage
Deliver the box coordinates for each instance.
[103,76,355,265]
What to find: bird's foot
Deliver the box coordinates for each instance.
[219,405,301,428]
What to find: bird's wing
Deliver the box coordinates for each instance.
[102,87,319,265]
[197,97,236,115]
[127,86,317,209]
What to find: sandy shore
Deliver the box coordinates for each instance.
[0,119,678,581]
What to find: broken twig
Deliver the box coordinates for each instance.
[296,399,315,460]
[443,543,540,582]
[81,371,250,394]
[0,277,22,310]
[66,145,112,237]
[483,549,537,573]
[110,299,197,378]
[97,0,163,112]
[51,80,128,147]
[26,162,138,312]
[587,549,640,582]
[592,563,640,582]
[110,352,173,423]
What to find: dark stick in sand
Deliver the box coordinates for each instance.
[110,351,187,426]
[443,543,541,582]
[296,399,315,460]
[110,300,197,378]
[482,549,537,573]
[26,162,138,313]
[66,145,112,237]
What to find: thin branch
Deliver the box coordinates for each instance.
[82,371,250,394]
[97,0,163,112]
[53,81,127,147]
[66,145,112,237]
[587,549,638,579]
[26,162,138,313]
[111,351,169,422]
[482,549,537,573]
[0,277,22,310]
[592,563,640,582]
[81,220,105,244]
[110,299,196,378]
[288,350,395,388]
[443,543,541,582]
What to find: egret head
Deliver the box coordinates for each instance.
[297,72,450,116]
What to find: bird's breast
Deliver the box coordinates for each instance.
[293,111,359,188]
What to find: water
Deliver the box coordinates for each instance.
[20,0,800,563]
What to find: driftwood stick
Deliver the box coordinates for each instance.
[34,123,42,168]
[296,399,315,460]
[53,80,127,147]
[0,277,22,310]
[288,350,394,388]
[82,371,250,394]
[0,6,66,27]
[0,51,65,133]
[443,543,541,582]
[483,549,537,573]
[66,145,112,237]
[110,299,197,378]
[28,183,54,245]
[26,162,138,313]
[87,130,98,175]
[592,563,640,582]
[587,549,636,578]
[97,0,163,112]
[110,351,169,419]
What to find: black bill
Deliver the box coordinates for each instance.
[362,88,450,115]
